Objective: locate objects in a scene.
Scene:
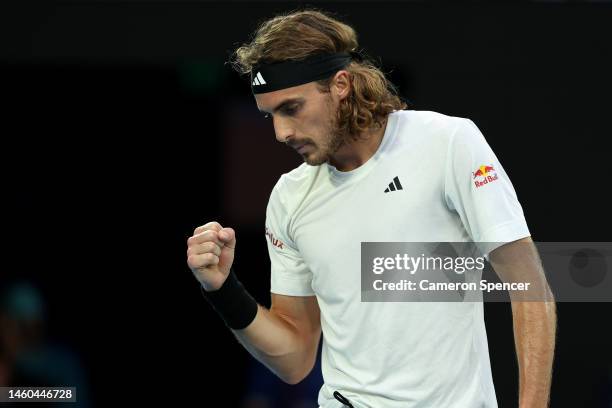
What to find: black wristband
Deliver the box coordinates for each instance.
[200,269,258,330]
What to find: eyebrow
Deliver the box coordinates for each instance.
[258,97,305,115]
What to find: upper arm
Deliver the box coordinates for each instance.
[266,179,316,296]
[270,293,321,351]
[444,118,531,259]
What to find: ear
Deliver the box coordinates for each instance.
[331,70,351,101]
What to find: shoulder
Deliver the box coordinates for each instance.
[389,110,477,153]
[395,109,472,134]
[268,162,320,211]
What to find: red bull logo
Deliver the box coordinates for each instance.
[472,164,498,188]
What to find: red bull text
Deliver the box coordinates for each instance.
[473,164,498,188]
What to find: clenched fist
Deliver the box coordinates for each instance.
[187,221,236,292]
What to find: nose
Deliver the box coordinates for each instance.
[272,116,294,143]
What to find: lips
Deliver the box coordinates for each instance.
[295,143,311,154]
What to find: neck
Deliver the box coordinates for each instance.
[329,118,388,172]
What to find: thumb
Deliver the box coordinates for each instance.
[218,227,236,248]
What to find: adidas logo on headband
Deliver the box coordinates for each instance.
[249,53,352,94]
[252,72,267,86]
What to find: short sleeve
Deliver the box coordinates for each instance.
[444,118,531,259]
[265,178,315,296]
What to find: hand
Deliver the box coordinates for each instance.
[187,221,236,291]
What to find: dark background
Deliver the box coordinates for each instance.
[2,1,611,406]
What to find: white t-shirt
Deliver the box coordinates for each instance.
[264,110,530,408]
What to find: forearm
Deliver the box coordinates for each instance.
[232,304,317,384]
[188,225,318,384]
[511,291,556,408]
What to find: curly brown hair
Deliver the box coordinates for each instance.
[230,9,407,139]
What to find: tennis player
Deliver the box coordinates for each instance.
[187,9,556,408]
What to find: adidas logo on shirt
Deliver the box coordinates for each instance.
[252,71,267,86]
[384,176,403,193]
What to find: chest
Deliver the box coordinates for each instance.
[290,157,457,296]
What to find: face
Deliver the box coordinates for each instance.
[255,71,351,166]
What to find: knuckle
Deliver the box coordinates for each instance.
[197,221,222,233]
[187,255,199,268]
[204,253,218,264]
[187,247,219,268]
[206,230,219,242]
[189,228,221,247]
[187,245,198,257]
[208,221,222,231]
[204,241,218,253]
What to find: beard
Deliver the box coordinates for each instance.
[302,104,352,166]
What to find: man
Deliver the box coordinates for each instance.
[186,9,556,408]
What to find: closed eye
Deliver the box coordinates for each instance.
[260,101,303,119]
[282,105,298,116]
